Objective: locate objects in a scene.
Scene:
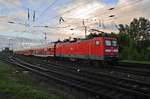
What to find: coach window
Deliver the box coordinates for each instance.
[48,48,51,51]
[95,40,100,46]
[51,48,54,51]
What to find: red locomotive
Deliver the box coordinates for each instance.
[15,37,119,63]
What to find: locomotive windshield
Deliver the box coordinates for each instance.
[105,40,117,46]
[112,40,117,46]
[105,40,111,46]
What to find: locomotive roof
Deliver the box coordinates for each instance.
[56,37,116,44]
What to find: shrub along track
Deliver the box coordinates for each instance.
[1,54,150,99]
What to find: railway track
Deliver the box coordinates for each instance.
[1,55,149,99]
[110,65,150,77]
[1,56,124,99]
[16,57,150,96]
[118,62,150,69]
[17,55,150,82]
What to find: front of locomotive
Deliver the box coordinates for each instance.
[103,37,119,62]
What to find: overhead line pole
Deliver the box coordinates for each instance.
[33,10,36,22]
[28,8,30,21]
[83,19,87,38]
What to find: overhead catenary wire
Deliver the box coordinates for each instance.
[33,0,144,32]
[89,0,145,19]
[51,1,93,18]
[0,0,40,19]
[9,0,144,31]
[57,0,144,21]
[62,0,145,30]
[2,0,148,36]
[32,0,59,22]
[40,0,143,23]
[30,0,93,28]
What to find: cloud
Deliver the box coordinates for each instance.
[0,0,150,49]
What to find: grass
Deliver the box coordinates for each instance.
[120,60,150,64]
[0,61,62,99]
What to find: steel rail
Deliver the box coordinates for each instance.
[11,56,150,98]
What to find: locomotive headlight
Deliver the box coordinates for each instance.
[113,49,118,52]
[105,49,111,52]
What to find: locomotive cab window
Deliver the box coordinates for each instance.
[112,40,117,46]
[105,40,111,46]
[95,40,100,46]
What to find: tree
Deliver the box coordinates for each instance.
[117,17,150,61]
[138,17,150,40]
[129,17,150,40]
[129,18,139,39]
[118,17,150,41]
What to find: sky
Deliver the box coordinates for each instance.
[0,0,150,50]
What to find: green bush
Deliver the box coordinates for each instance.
[120,38,150,61]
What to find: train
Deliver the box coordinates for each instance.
[14,37,119,64]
